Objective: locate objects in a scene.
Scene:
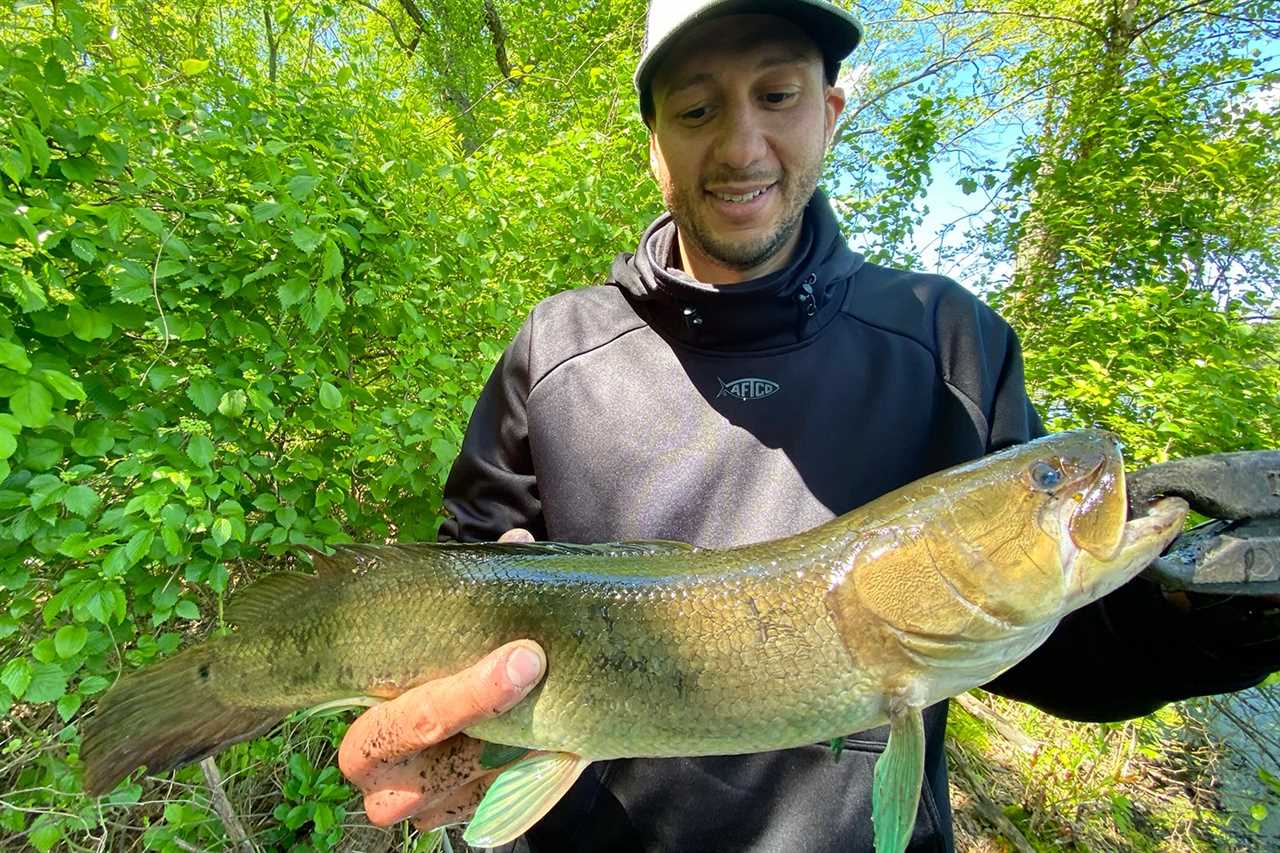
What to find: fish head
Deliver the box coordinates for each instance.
[834,430,1187,688]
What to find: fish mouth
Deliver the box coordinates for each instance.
[1065,494,1189,605]
[1065,449,1128,561]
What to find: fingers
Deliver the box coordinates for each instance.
[340,640,545,775]
[359,734,488,827]
[500,527,535,543]
[409,770,498,833]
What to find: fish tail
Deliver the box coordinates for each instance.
[81,644,287,796]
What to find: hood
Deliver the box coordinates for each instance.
[607,190,864,351]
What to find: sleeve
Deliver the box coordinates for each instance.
[437,314,548,544]
[967,311,1278,720]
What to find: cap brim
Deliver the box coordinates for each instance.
[635,0,863,106]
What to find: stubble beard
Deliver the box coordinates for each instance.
[664,156,823,273]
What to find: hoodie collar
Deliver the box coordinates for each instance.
[608,190,863,351]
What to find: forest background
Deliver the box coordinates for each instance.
[0,0,1277,850]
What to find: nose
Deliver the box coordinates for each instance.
[713,99,770,172]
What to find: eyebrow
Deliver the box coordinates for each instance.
[664,50,815,100]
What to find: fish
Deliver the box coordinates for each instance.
[80,429,1188,852]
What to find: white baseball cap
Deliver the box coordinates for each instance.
[636,0,863,118]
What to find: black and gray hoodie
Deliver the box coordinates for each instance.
[439,191,1274,852]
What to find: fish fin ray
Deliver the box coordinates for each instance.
[333,541,695,562]
[463,752,591,846]
[81,645,290,796]
[224,572,317,627]
[294,696,384,721]
[872,705,925,853]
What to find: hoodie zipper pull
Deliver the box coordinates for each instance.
[682,306,703,335]
[795,274,818,319]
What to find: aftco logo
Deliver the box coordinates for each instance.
[717,377,780,402]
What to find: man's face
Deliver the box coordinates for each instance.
[648,15,845,280]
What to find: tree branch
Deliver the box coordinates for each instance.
[482,0,516,81]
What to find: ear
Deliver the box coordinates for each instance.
[824,86,847,149]
[649,133,662,182]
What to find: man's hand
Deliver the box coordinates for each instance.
[338,529,544,831]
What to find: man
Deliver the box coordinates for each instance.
[337,2,1278,850]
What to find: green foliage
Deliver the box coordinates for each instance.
[1,0,652,849]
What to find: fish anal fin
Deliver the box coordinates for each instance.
[463,752,591,847]
[224,572,315,627]
[872,704,926,853]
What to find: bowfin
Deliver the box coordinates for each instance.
[224,572,316,627]
[872,705,925,853]
[463,752,591,847]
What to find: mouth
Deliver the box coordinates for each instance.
[704,183,778,220]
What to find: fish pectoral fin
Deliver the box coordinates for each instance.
[872,704,926,853]
[294,696,384,721]
[463,751,591,847]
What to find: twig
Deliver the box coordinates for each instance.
[200,757,255,853]
[140,211,184,386]
[956,692,1041,754]
[947,742,1038,853]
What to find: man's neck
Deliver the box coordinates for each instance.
[675,227,803,285]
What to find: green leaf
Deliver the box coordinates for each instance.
[180,58,211,76]
[187,435,215,466]
[0,340,31,372]
[322,240,344,280]
[71,421,114,457]
[0,430,15,460]
[78,675,110,695]
[211,517,233,546]
[10,380,53,428]
[288,174,321,201]
[318,382,342,410]
[1,658,32,699]
[187,378,221,413]
[27,817,62,853]
[252,201,284,222]
[54,624,87,658]
[62,485,99,517]
[218,389,248,418]
[68,305,112,341]
[24,662,68,703]
[278,278,310,308]
[174,599,200,620]
[291,225,324,253]
[56,691,82,721]
[39,369,86,401]
[132,207,166,235]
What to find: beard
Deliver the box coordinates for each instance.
[661,155,823,272]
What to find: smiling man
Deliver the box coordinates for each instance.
[336,2,1280,850]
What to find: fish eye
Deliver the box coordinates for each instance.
[1029,460,1064,491]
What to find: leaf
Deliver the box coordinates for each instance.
[0,340,31,372]
[24,662,68,703]
[71,421,114,457]
[174,599,200,620]
[187,377,221,413]
[252,201,284,222]
[319,382,342,410]
[68,305,113,341]
[322,240,344,280]
[291,225,324,253]
[1,658,32,698]
[10,381,53,428]
[54,624,87,658]
[187,435,215,466]
[288,174,321,201]
[218,389,248,418]
[211,517,233,546]
[278,278,310,308]
[180,58,211,76]
[62,485,99,517]
[78,675,110,695]
[0,430,15,460]
[131,207,166,235]
[39,369,86,401]
[56,692,82,721]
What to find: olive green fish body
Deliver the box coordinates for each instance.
[82,430,1189,811]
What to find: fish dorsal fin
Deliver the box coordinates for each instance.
[318,540,695,563]
[463,752,592,847]
[224,572,316,628]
